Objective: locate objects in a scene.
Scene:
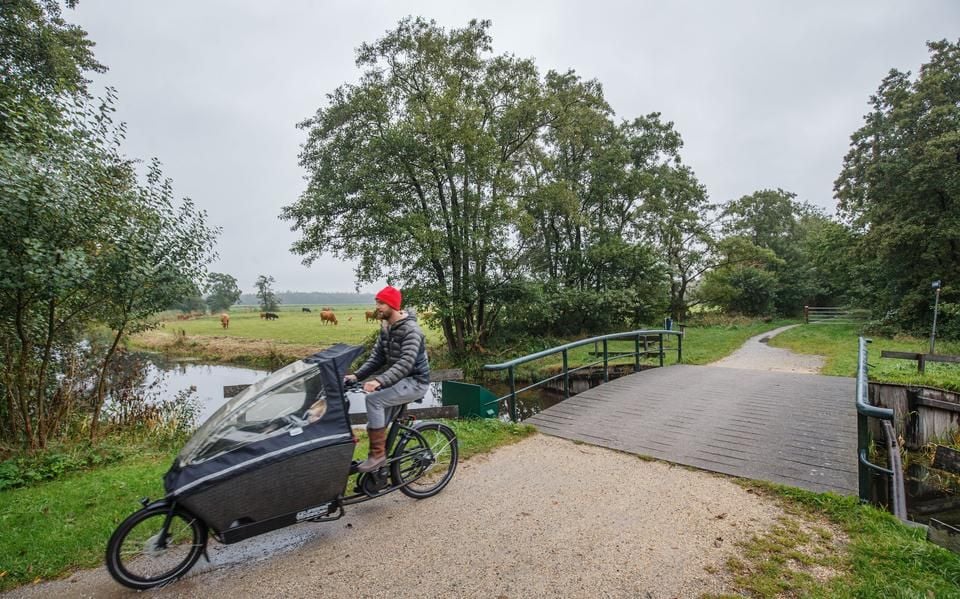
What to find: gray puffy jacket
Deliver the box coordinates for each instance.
[354,314,430,387]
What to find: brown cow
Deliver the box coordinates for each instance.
[220,313,230,329]
[365,310,378,323]
[320,310,338,325]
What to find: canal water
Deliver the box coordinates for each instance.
[870,460,960,529]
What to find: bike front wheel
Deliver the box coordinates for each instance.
[391,422,458,498]
[105,503,207,590]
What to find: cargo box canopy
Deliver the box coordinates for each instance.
[168,344,363,494]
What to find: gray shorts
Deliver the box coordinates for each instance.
[365,377,429,428]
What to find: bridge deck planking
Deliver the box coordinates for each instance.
[524,364,858,495]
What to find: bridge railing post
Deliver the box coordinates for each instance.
[634,335,640,372]
[508,366,517,423]
[857,410,871,503]
[602,339,609,382]
[658,333,664,367]
[562,349,570,399]
[677,330,683,363]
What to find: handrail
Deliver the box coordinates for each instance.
[484,329,683,422]
[856,338,893,421]
[855,337,907,520]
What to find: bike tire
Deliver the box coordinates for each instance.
[105,503,207,590]
[391,422,458,499]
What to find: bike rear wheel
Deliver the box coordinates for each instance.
[391,422,458,498]
[105,503,207,590]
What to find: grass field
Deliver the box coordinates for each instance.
[130,305,446,368]
[156,305,446,346]
[771,324,960,392]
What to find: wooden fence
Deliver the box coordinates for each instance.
[804,306,870,324]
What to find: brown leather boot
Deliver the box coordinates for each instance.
[357,427,387,473]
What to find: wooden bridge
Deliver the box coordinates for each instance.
[525,364,858,495]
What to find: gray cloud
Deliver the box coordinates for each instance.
[71,0,959,292]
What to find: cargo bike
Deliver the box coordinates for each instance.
[105,344,458,590]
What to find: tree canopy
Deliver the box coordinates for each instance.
[835,39,960,334]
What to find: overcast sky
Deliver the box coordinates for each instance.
[70,1,959,293]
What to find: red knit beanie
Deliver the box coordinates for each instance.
[375,285,402,310]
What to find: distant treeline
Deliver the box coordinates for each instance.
[238,292,375,306]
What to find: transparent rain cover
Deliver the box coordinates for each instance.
[177,360,328,466]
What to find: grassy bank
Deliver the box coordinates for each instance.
[0,419,533,592]
[712,483,960,597]
[771,324,960,392]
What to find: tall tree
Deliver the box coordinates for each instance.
[636,163,718,320]
[254,275,279,312]
[720,188,826,315]
[0,2,218,447]
[285,18,564,353]
[835,39,960,332]
[206,272,242,312]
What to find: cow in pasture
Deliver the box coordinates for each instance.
[302,307,312,313]
[259,312,266,319]
[365,310,378,323]
[264,312,279,320]
[220,313,230,329]
[320,310,338,325]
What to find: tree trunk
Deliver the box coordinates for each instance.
[90,325,125,441]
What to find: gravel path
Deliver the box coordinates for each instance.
[709,324,824,373]
[9,436,790,599]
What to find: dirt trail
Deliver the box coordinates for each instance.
[709,324,824,373]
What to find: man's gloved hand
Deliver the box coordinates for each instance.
[343,374,357,385]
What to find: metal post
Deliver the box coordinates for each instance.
[634,335,640,372]
[602,339,609,382]
[508,367,517,423]
[562,349,570,399]
[658,333,664,367]
[677,331,683,363]
[857,411,872,503]
[930,285,941,355]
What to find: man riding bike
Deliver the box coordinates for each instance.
[344,285,429,472]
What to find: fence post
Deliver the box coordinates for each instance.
[603,339,609,382]
[508,366,517,423]
[562,349,570,399]
[804,305,809,324]
[677,331,683,363]
[634,335,641,372]
[658,333,664,367]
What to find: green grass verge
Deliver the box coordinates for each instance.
[0,419,534,592]
[770,324,960,391]
[710,483,960,598]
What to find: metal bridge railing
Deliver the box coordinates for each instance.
[856,337,907,519]
[483,329,683,422]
